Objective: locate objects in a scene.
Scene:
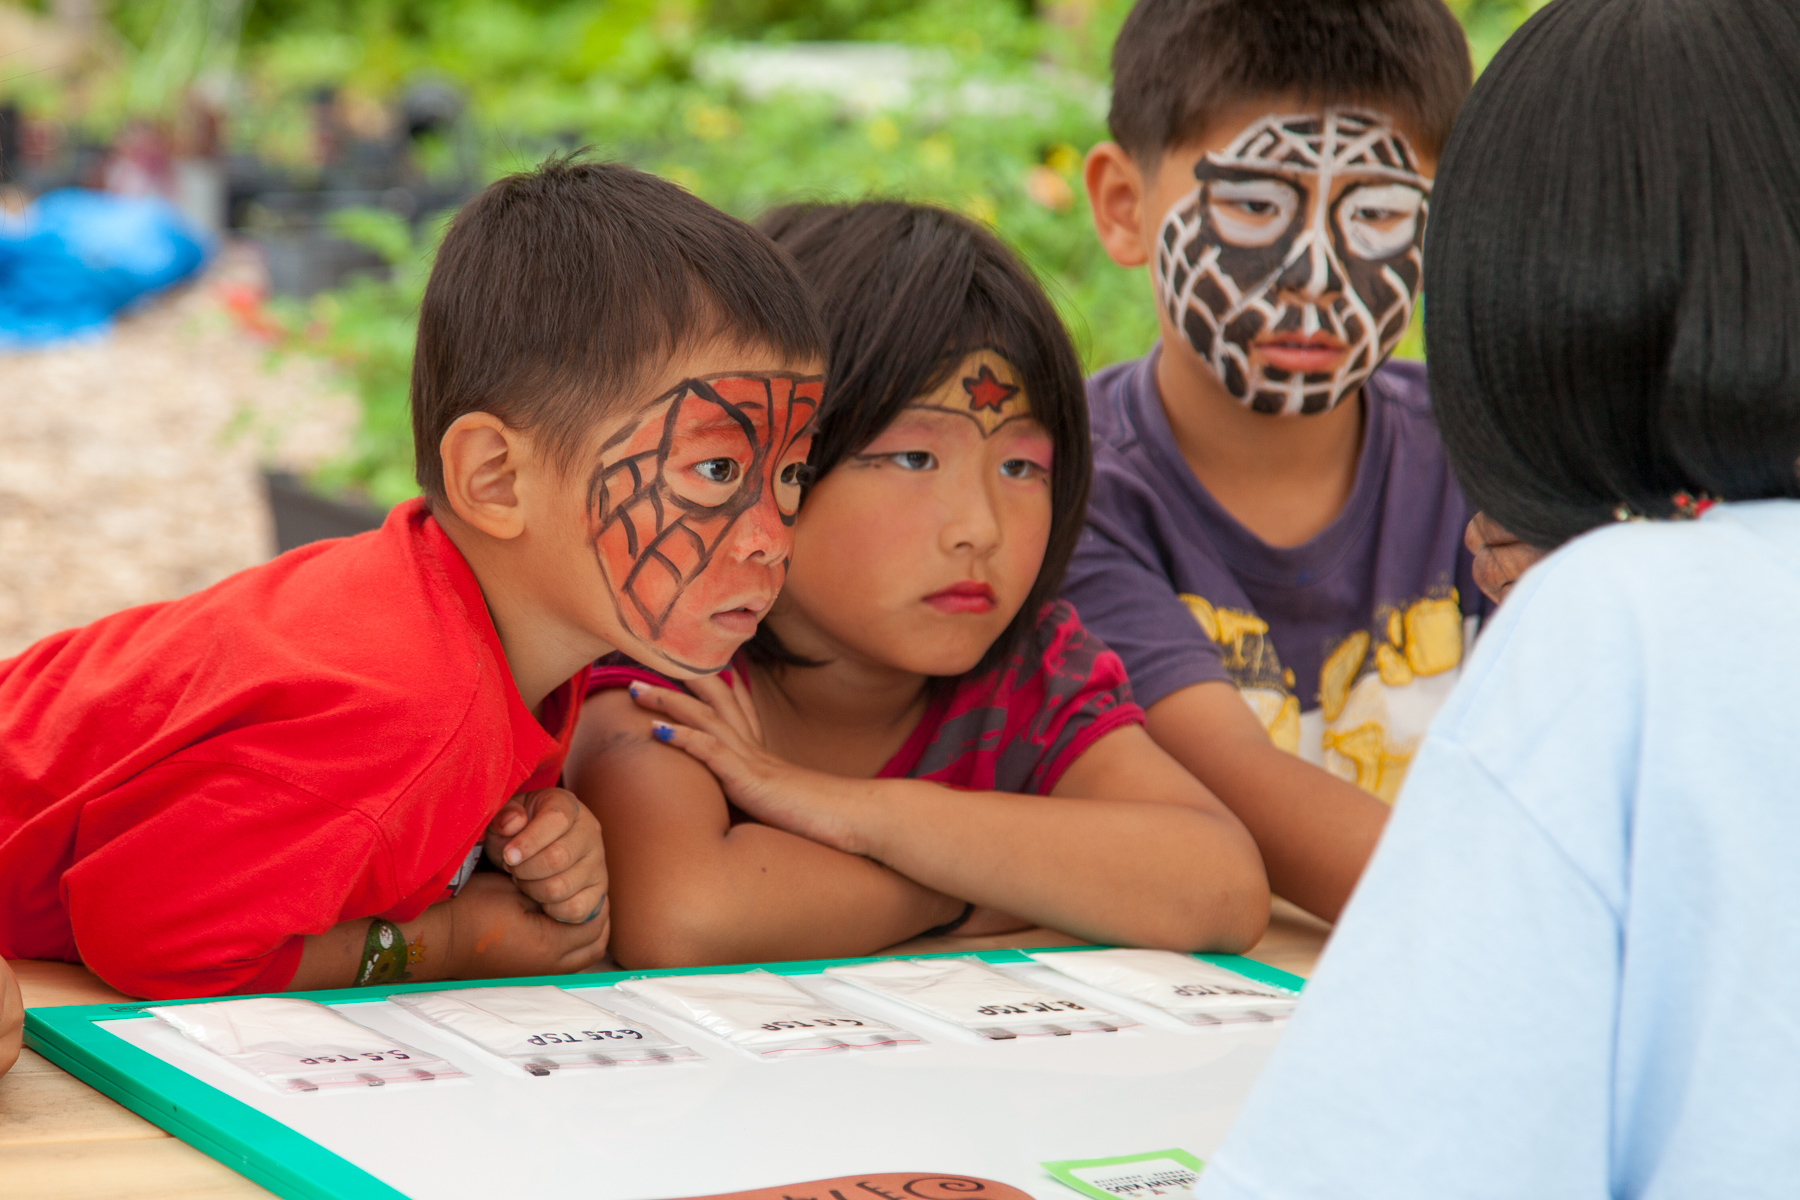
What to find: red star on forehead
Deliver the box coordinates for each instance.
[962,364,1020,411]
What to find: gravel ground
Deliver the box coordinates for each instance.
[0,247,357,659]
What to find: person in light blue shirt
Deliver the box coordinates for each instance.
[1195,0,1800,1196]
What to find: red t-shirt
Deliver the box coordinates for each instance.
[588,600,1143,794]
[0,500,586,999]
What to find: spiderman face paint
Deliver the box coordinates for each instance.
[587,372,821,674]
[1154,109,1431,415]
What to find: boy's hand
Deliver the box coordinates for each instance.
[628,676,868,854]
[445,872,610,978]
[1465,512,1547,605]
[484,787,608,924]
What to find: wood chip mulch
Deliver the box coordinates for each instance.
[0,246,358,659]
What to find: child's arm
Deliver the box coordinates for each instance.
[293,783,611,989]
[628,679,1269,956]
[566,687,968,969]
[289,871,609,990]
[0,958,20,1078]
[1146,682,1388,923]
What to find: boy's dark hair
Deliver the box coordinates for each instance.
[412,156,824,500]
[1426,0,1800,549]
[753,201,1091,680]
[1108,0,1471,162]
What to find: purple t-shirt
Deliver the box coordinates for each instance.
[1062,348,1490,802]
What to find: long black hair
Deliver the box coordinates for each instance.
[1425,0,1800,549]
[751,200,1091,679]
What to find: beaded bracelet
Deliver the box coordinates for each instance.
[354,919,410,987]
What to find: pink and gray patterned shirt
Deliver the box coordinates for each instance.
[586,600,1143,795]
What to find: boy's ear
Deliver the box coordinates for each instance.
[440,412,529,540]
[1085,142,1153,270]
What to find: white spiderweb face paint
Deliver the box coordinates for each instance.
[1154,109,1431,415]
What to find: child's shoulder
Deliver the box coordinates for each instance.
[987,599,1135,713]
[0,500,525,829]
[1083,352,1155,450]
[1021,597,1105,663]
[1361,360,1465,499]
[585,651,749,699]
[1369,356,1428,399]
[909,600,1140,793]
[585,653,681,699]
[1365,358,1433,422]
[206,500,496,688]
[4,500,502,740]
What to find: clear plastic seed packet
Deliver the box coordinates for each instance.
[388,986,699,1075]
[611,969,919,1057]
[1027,949,1297,1025]
[148,997,463,1093]
[824,957,1130,1040]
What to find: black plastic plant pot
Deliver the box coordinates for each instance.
[262,470,387,554]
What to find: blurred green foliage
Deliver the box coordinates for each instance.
[75,0,1547,505]
[270,209,441,506]
[1447,0,1558,66]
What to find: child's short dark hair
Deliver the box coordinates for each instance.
[1426,0,1800,549]
[411,156,824,500]
[1108,0,1471,162]
[753,201,1091,679]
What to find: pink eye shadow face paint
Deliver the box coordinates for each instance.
[587,372,821,674]
[1155,108,1431,416]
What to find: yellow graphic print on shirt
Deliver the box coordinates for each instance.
[1181,591,1467,803]
[1179,593,1300,754]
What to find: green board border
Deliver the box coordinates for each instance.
[24,948,1304,1200]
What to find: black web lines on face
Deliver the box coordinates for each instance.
[585,373,817,657]
[1154,109,1430,415]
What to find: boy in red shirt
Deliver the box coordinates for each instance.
[0,158,825,1000]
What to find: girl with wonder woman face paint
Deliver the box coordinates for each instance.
[566,202,1269,969]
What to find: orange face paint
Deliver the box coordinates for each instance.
[588,372,822,674]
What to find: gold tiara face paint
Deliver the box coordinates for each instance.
[907,352,1033,437]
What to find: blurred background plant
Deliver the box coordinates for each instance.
[1,0,1552,508]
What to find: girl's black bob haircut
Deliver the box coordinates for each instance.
[1426,0,1800,549]
[752,200,1091,679]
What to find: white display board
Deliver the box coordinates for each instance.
[51,952,1297,1200]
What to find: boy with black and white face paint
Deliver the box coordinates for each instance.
[1065,0,1487,924]
[1157,108,1430,416]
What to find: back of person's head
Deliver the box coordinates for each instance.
[755,200,1090,677]
[411,156,824,501]
[1108,0,1471,162]
[1426,0,1800,549]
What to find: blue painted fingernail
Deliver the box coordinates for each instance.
[628,684,640,697]
[651,722,673,742]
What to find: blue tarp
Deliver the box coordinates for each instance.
[0,188,210,349]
